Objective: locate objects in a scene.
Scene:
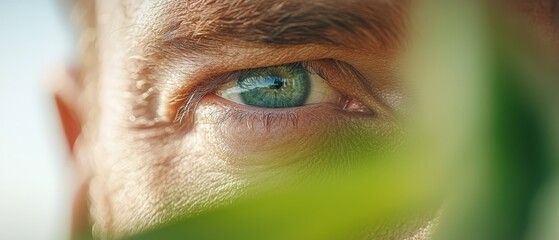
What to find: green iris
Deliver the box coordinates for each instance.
[237,64,311,108]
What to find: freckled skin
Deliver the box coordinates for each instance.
[68,0,558,239]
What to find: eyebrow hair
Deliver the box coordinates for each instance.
[139,0,407,54]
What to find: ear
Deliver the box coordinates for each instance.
[50,65,81,152]
[48,64,92,239]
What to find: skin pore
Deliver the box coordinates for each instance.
[58,0,558,239]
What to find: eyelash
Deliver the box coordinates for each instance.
[208,103,304,130]
[174,59,374,125]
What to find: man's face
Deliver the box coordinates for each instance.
[78,0,557,238]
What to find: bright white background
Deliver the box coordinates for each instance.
[0,0,73,239]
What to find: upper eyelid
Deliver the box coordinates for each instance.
[173,71,239,124]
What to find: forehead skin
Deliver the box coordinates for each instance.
[86,0,557,239]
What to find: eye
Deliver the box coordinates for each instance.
[216,63,341,108]
[187,60,384,168]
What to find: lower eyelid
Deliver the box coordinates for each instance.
[198,91,376,127]
[194,93,387,168]
[198,94,340,127]
[194,94,348,166]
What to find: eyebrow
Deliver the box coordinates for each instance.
[138,0,407,54]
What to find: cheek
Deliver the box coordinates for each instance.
[92,123,245,237]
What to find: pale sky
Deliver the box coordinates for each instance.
[0,0,73,239]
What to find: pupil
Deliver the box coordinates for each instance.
[269,78,284,90]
